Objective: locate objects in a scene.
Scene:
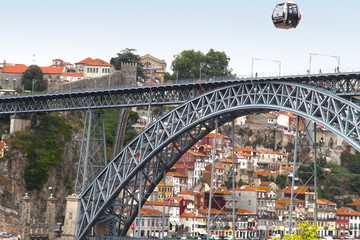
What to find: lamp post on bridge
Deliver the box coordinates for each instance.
[32,79,39,94]
[309,53,340,74]
[251,58,281,77]
[200,62,206,80]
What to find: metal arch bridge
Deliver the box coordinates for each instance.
[0,72,360,114]
[76,80,360,238]
[0,72,359,239]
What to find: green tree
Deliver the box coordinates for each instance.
[350,175,360,194]
[171,49,232,79]
[341,153,360,174]
[22,65,47,92]
[110,48,146,82]
[276,174,287,188]
[279,221,318,240]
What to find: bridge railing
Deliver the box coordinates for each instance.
[2,67,360,98]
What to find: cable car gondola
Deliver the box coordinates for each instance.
[272,1,302,29]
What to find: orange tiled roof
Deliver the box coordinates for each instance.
[336,207,360,216]
[346,197,360,206]
[276,203,286,209]
[218,158,240,164]
[166,172,187,178]
[180,212,205,218]
[255,172,275,176]
[198,208,225,214]
[233,186,266,192]
[140,208,163,215]
[317,199,336,205]
[178,190,201,196]
[61,73,84,77]
[41,66,64,74]
[187,150,208,157]
[237,209,255,215]
[2,64,28,73]
[144,200,170,206]
[234,146,257,152]
[172,164,194,169]
[261,181,273,186]
[214,164,224,170]
[283,186,311,194]
[282,166,296,170]
[157,181,173,186]
[76,57,110,66]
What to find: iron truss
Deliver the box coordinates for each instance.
[76,81,360,239]
[0,73,360,115]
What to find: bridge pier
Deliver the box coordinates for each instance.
[62,194,80,240]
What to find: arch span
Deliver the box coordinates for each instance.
[76,81,360,239]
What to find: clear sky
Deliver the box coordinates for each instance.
[1,0,359,76]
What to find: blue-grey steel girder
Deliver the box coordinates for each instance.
[76,81,360,240]
[0,73,360,115]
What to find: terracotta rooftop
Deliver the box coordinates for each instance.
[166,172,187,178]
[336,207,360,216]
[180,212,205,218]
[317,199,336,205]
[237,209,255,215]
[346,197,360,206]
[76,57,110,66]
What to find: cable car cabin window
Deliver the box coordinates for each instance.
[272,4,285,24]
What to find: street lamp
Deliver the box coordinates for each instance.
[32,79,39,94]
[251,58,281,77]
[200,63,206,80]
[308,53,340,74]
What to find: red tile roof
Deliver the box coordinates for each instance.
[234,146,257,152]
[336,207,360,216]
[76,57,110,66]
[283,186,311,194]
[140,208,163,215]
[233,186,266,192]
[198,208,225,214]
[214,164,225,170]
[166,172,187,178]
[237,209,255,215]
[144,200,170,206]
[41,66,64,74]
[61,73,84,77]
[178,190,202,196]
[2,64,28,73]
[180,212,205,218]
[317,199,336,205]
[346,197,360,206]
[187,150,208,157]
[172,164,194,169]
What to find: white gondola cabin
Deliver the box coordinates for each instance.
[272,1,302,29]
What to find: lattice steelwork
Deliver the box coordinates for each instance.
[0,72,360,115]
[76,81,360,240]
[74,110,107,194]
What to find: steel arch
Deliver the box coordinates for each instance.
[76,81,360,239]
